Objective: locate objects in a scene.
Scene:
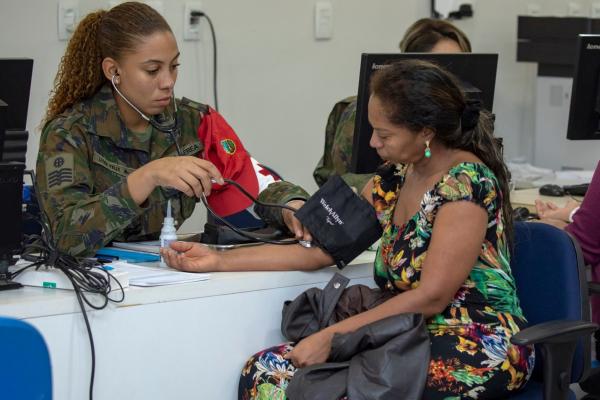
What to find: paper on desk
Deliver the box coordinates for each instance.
[108,261,210,287]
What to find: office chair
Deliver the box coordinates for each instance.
[0,316,52,399]
[508,222,598,400]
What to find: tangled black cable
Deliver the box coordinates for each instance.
[200,178,300,245]
[17,170,126,400]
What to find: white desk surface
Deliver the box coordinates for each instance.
[0,251,376,400]
[0,251,375,320]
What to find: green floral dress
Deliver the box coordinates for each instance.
[373,162,534,399]
[237,162,534,400]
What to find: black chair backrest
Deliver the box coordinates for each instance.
[511,221,591,382]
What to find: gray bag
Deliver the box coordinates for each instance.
[282,273,430,400]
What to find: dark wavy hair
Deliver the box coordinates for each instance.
[370,59,513,248]
[400,18,472,53]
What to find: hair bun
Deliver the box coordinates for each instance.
[461,98,482,132]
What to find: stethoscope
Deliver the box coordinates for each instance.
[110,75,305,246]
[110,74,182,154]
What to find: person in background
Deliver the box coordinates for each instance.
[313,18,472,191]
[535,162,600,384]
[163,60,534,399]
[36,1,309,257]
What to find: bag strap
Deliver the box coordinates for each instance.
[318,272,350,329]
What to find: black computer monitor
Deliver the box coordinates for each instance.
[0,59,33,130]
[350,53,498,174]
[0,59,33,163]
[567,34,600,140]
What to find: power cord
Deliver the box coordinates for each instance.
[14,170,126,400]
[191,11,218,111]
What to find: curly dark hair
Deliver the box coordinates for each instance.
[43,1,171,125]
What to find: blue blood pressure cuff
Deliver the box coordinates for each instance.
[294,175,382,269]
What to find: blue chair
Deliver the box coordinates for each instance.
[509,222,598,400]
[0,317,52,399]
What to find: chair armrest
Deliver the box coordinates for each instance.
[511,320,598,399]
[510,320,598,346]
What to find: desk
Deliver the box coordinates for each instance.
[510,188,582,213]
[0,252,375,400]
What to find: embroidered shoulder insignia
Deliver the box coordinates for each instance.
[220,139,236,155]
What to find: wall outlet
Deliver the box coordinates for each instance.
[527,3,541,16]
[57,0,79,41]
[183,2,203,41]
[567,2,582,16]
[592,2,600,18]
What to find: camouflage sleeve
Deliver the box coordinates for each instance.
[255,181,309,230]
[36,121,147,257]
[314,98,373,192]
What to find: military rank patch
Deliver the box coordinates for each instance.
[220,139,236,155]
[46,154,74,190]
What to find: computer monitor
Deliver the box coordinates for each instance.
[567,34,600,140]
[0,59,33,163]
[350,53,498,174]
[0,59,33,130]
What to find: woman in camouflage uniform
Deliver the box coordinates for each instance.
[37,2,309,257]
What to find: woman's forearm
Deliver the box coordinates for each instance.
[219,244,334,272]
[324,287,443,335]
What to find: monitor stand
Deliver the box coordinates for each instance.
[0,258,22,291]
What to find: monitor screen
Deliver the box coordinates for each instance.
[0,59,33,130]
[350,53,498,174]
[567,34,600,140]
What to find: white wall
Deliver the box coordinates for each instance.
[453,0,600,170]
[1,0,599,192]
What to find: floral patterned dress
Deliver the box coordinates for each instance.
[238,162,534,400]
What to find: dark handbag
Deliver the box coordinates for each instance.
[281,273,393,342]
[282,274,430,400]
[294,176,382,269]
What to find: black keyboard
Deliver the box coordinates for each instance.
[563,183,589,197]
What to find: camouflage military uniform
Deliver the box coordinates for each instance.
[36,85,308,256]
[312,96,373,191]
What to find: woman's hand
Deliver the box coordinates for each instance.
[160,241,223,272]
[282,199,313,242]
[145,156,224,197]
[535,199,579,222]
[283,329,334,368]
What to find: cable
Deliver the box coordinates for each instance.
[199,177,300,245]
[18,170,125,400]
[191,11,218,111]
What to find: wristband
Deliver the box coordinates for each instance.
[568,206,580,223]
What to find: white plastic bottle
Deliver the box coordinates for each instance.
[160,199,177,267]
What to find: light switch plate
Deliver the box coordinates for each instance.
[315,1,333,40]
[58,0,79,41]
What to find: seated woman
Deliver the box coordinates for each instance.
[163,60,534,399]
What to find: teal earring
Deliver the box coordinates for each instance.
[424,140,432,158]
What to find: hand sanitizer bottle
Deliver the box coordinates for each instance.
[160,199,177,267]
